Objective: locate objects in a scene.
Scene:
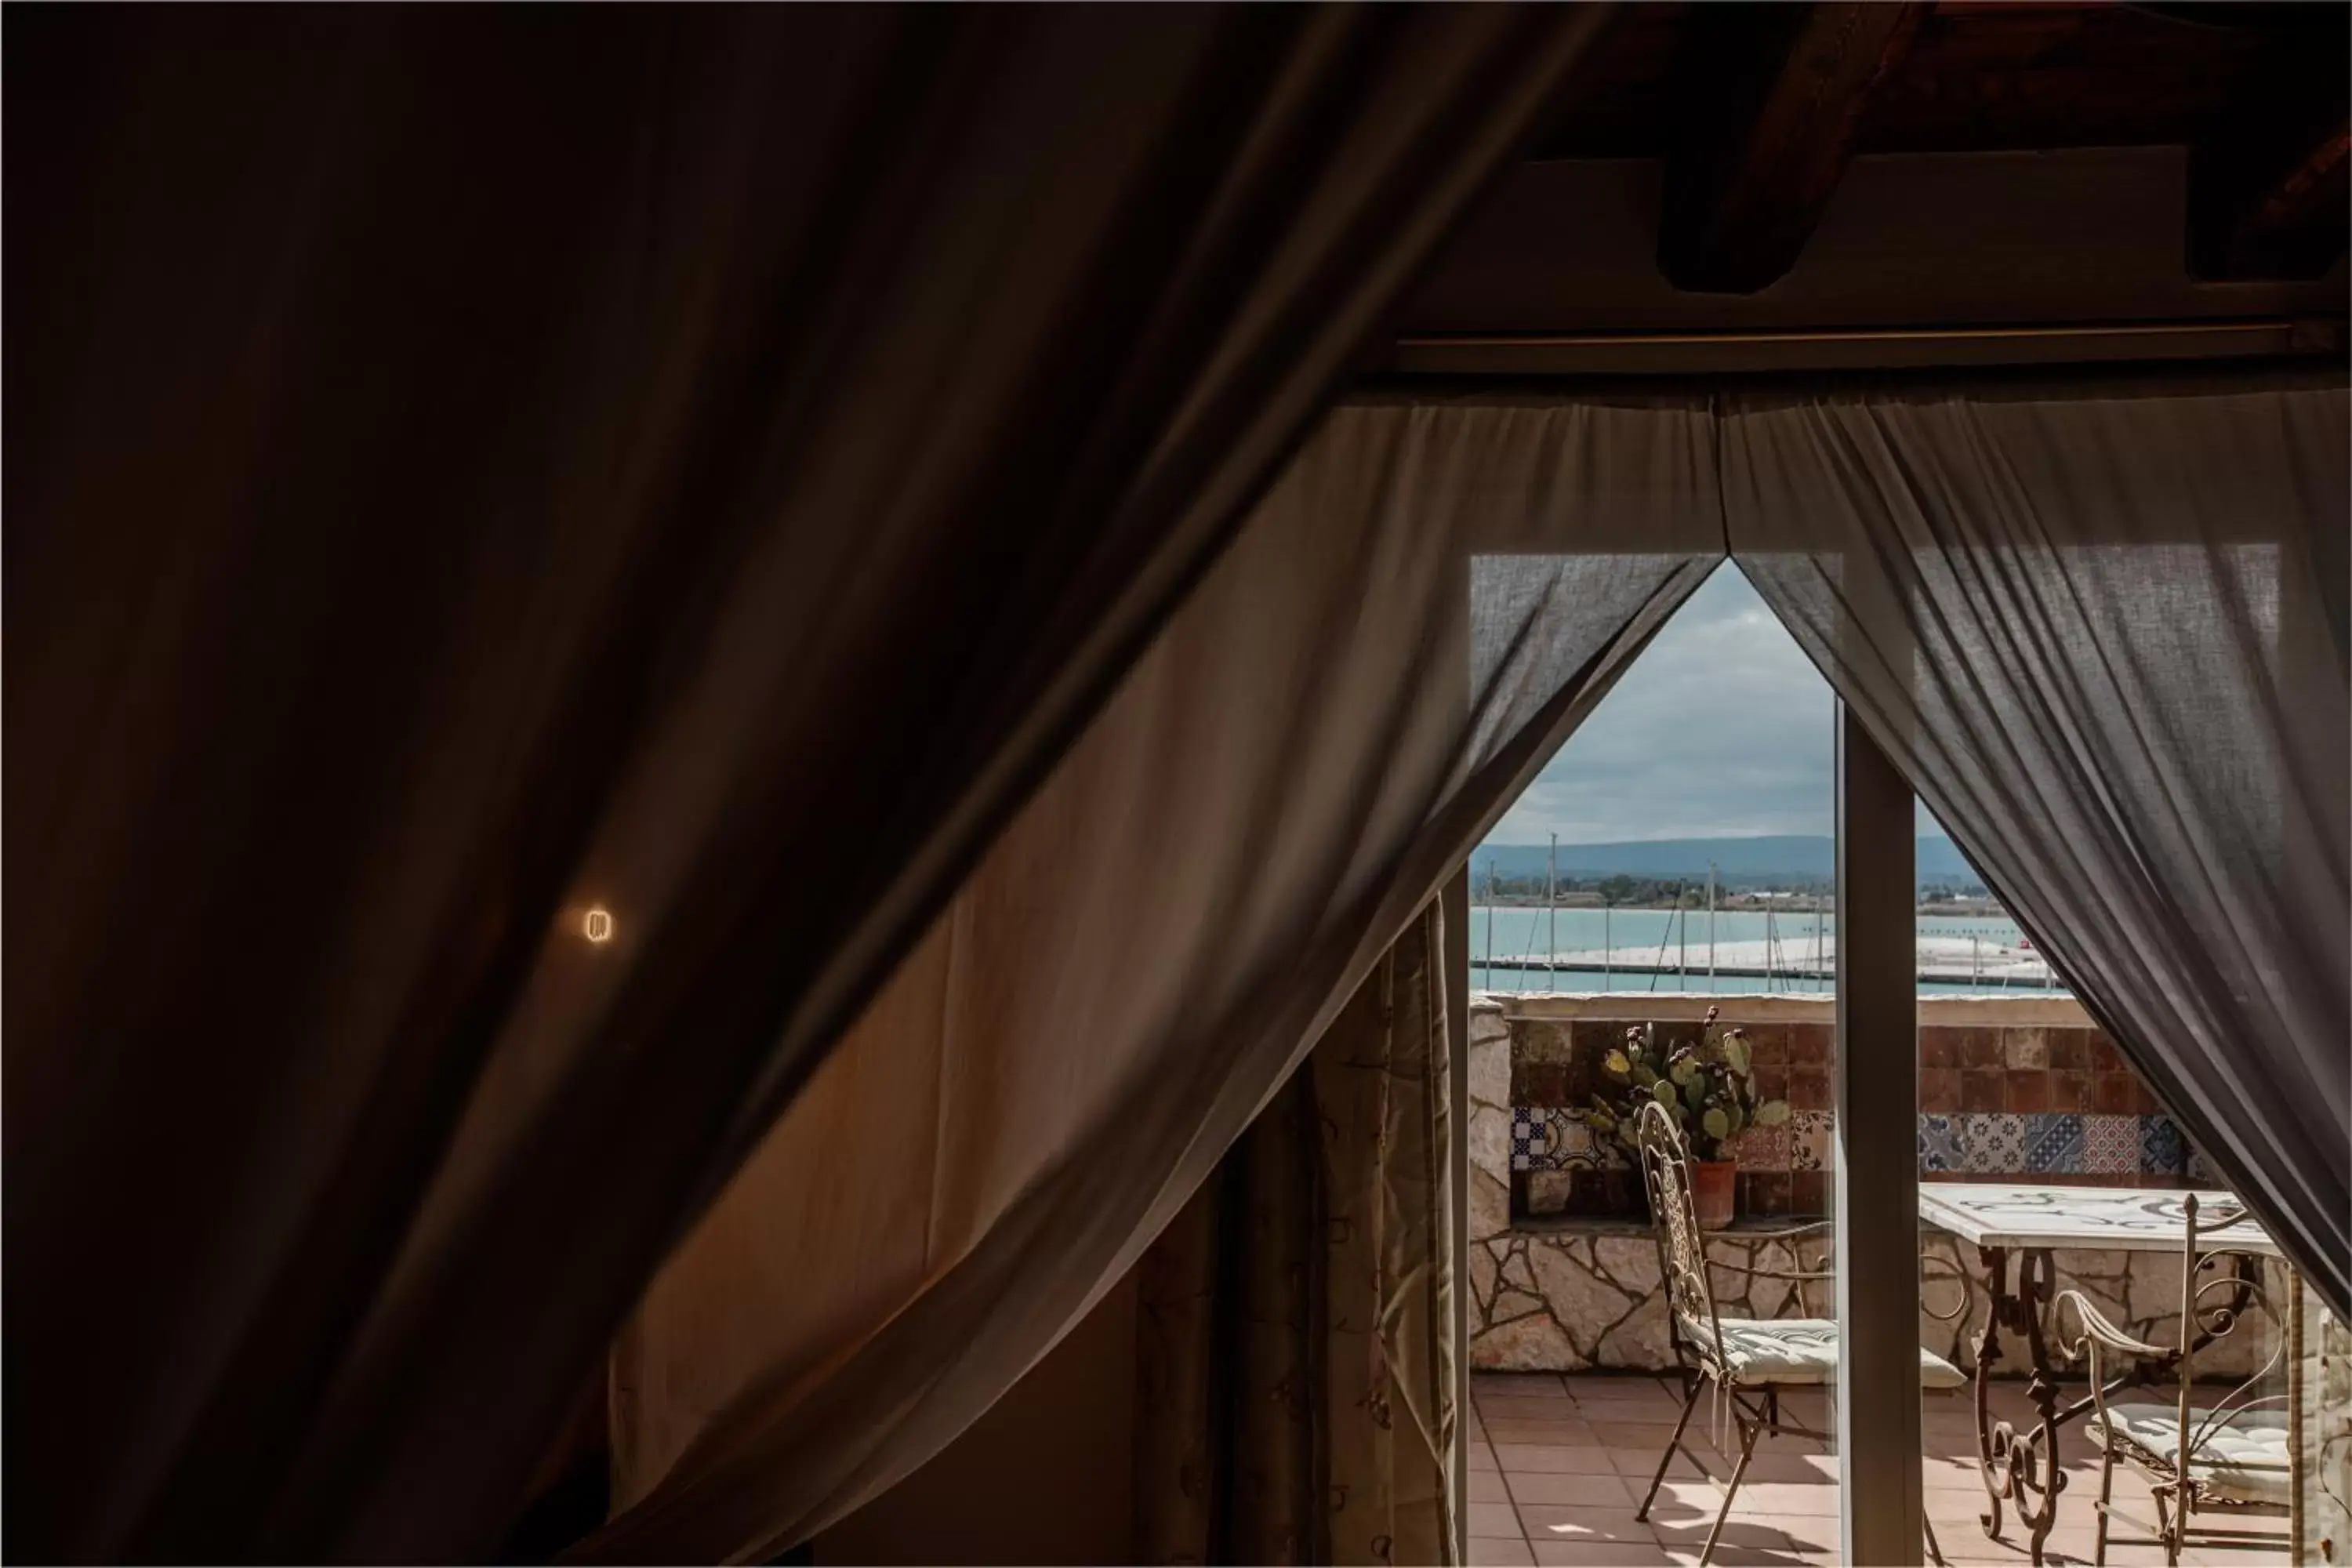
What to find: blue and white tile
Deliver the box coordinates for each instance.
[2139,1116,2187,1175]
[1510,1108,1546,1172]
[2185,1142,2218,1187]
[1918,1114,1961,1174]
[2024,1112,2084,1174]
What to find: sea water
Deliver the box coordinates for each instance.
[1466,904,2064,997]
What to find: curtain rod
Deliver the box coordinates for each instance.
[1388,318,2347,376]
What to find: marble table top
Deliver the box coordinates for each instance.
[1918,1182,2280,1256]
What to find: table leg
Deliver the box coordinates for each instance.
[2008,1250,2067,1566]
[1971,1246,2068,1563]
[1972,1244,2009,1541]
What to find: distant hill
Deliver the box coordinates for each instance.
[1470,834,1981,890]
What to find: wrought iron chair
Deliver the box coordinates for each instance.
[1630,1098,1968,1566]
[2054,1193,2288,1566]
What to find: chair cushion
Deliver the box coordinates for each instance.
[2089,1401,2291,1506]
[1691,1316,1967,1389]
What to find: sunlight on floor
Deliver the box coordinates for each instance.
[1468,1372,2290,1567]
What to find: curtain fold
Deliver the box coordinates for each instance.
[588,398,1725,1562]
[1136,902,1457,1568]
[3,10,1613,1560]
[1722,377,2350,1317]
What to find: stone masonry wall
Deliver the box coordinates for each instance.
[1466,995,2285,1380]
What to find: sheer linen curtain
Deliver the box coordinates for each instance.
[1722,377,2350,1316]
[587,398,1726,1562]
[1135,906,1457,1567]
[5,11,1613,1561]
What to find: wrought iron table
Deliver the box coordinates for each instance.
[1918,1183,2292,1566]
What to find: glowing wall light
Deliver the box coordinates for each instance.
[583,906,615,944]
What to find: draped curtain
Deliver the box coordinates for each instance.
[1136,904,1457,1568]
[590,400,1725,1561]
[3,11,1612,1560]
[600,375,2346,1563]
[1722,377,2350,1316]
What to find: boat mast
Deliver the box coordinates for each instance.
[1546,833,1557,993]
[1707,859,1717,988]
[1678,884,1686,986]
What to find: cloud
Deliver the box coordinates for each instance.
[1486,563,1850,844]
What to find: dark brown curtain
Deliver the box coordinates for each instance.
[1137,905,1457,1568]
[2,10,1610,1560]
[1723,376,2350,1319]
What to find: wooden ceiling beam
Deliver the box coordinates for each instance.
[2190,116,2350,281]
[2184,16,2349,281]
[1657,3,1925,295]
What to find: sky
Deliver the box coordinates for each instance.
[1485,562,1940,845]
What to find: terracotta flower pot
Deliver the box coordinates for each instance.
[1691,1158,1738,1229]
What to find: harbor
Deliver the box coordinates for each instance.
[1474,933,2057,989]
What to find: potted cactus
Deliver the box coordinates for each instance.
[1587,1005,1789,1228]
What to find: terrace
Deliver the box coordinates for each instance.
[1463,991,2321,1568]
[1466,1371,2292,1567]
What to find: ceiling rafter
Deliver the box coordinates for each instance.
[1656,3,1926,295]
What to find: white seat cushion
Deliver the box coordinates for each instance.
[1687,1316,1967,1389]
[2089,1401,2291,1506]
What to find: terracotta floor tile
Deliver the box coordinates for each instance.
[1486,1419,1605,1446]
[1514,1505,1661,1544]
[1477,1373,1571,1397]
[1571,1374,1677,1399]
[1472,1501,1527,1537]
[1740,1451,1835,1485]
[1730,1481,1840,1517]
[1497,1443,1624,1475]
[1635,1479,1730,1532]
[1589,1421,1704,1454]
[1507,1470,1637,1508]
[1606,1443,1720,1483]
[1572,1396,1690,1423]
[1648,1517,1796,1556]
[1486,1396,1594,1424]
[1772,1526,1838,1559]
[1471,1373,2284,1568]
[1531,1543,1679,1567]
[1922,1457,1991,1491]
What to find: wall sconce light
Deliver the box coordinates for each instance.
[583,906,615,944]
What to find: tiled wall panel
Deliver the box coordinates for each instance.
[1506,1014,2196,1218]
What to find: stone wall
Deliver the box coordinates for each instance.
[1465,994,2283,1381]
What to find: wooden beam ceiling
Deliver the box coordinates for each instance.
[1517,2,2350,297]
[1657,4,1926,294]
[2187,17,2352,281]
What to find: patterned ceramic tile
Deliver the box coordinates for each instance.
[1918,1114,1961,1174]
[1510,1108,1545,1172]
[2185,1142,2218,1186]
[1790,1109,1831,1171]
[1725,1121,1791,1172]
[1966,1112,2030,1172]
[2082,1113,2138,1173]
[2024,1112,2084,1174]
[2139,1115,2187,1175]
[1541,1109,1610,1170]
